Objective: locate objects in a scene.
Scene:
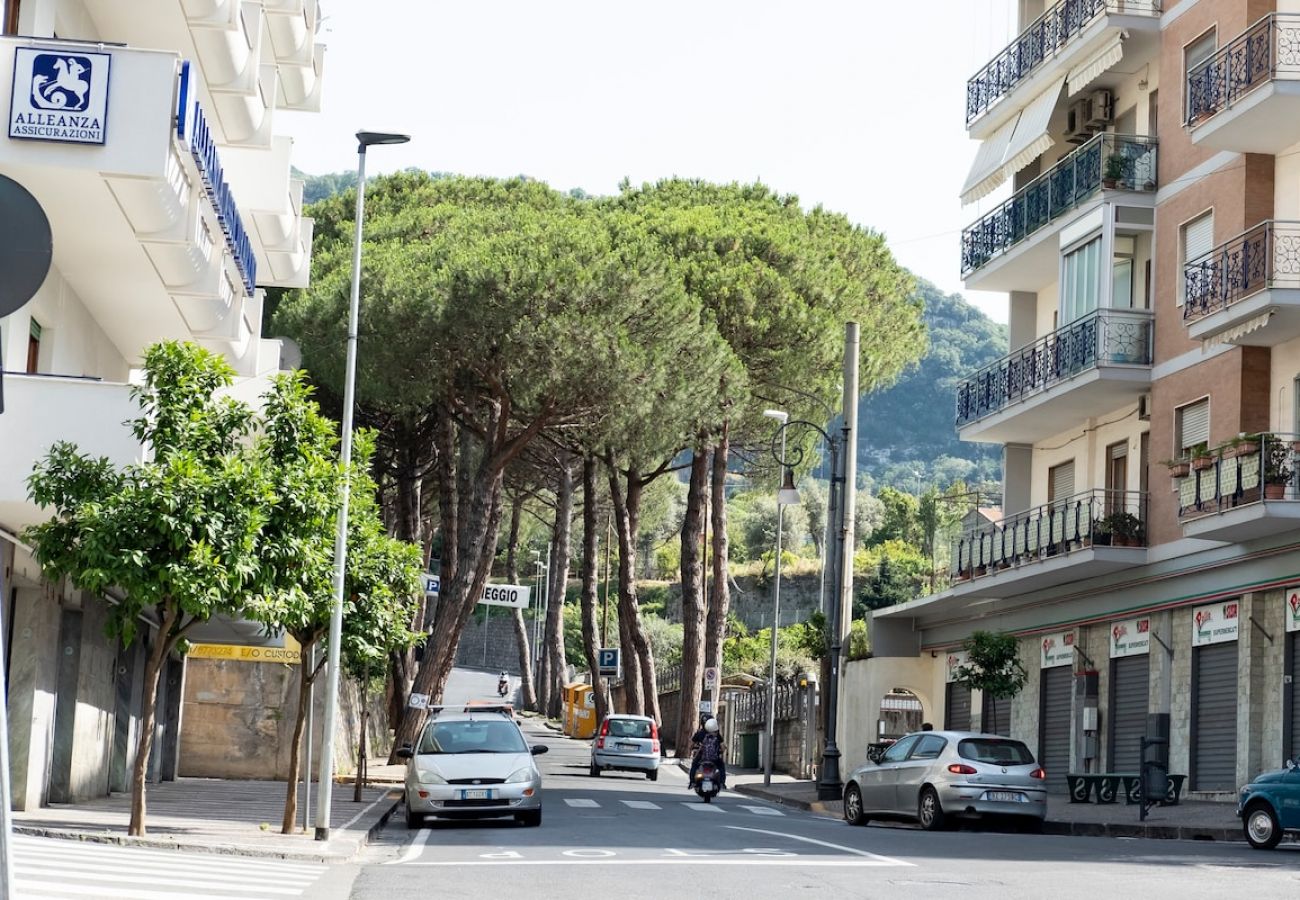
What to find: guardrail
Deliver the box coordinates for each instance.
[1177,432,1300,517]
[1184,220,1300,322]
[1187,13,1300,126]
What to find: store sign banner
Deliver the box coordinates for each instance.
[1191,600,1239,647]
[9,47,112,145]
[1110,617,1150,658]
[1286,586,1300,634]
[945,650,969,683]
[1040,631,1075,668]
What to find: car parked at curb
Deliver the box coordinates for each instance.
[843,730,1047,831]
[397,709,547,828]
[1238,760,1300,849]
[590,715,660,780]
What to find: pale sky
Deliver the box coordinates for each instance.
[278,1,1020,323]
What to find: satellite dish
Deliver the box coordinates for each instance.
[0,175,53,318]
[275,336,303,371]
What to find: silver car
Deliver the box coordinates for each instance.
[843,731,1047,831]
[398,710,547,827]
[589,715,661,780]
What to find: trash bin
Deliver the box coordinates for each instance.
[572,685,597,739]
[740,732,760,769]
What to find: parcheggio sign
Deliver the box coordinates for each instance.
[423,575,531,609]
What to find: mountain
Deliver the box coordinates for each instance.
[857,277,1007,491]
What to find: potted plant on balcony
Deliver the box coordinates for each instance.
[1162,455,1191,478]
[1098,512,1143,547]
[1103,153,1127,189]
[1263,436,1293,500]
[1190,442,1215,471]
[1222,433,1261,459]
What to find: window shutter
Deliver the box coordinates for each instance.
[1050,461,1075,503]
[1180,212,1214,306]
[1179,400,1210,450]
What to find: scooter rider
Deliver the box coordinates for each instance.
[689,717,726,789]
[497,671,509,697]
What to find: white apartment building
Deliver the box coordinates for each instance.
[0,0,322,808]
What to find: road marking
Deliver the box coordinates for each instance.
[564,798,600,808]
[724,826,913,867]
[336,789,399,834]
[393,859,909,867]
[387,826,435,865]
[622,800,661,809]
[741,805,784,816]
[684,803,724,812]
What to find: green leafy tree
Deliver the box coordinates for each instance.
[24,342,272,837]
[869,486,921,547]
[954,630,1028,700]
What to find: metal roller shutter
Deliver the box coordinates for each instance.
[945,683,971,731]
[1290,632,1300,762]
[1108,655,1149,773]
[983,693,1011,736]
[1039,667,1073,792]
[1192,642,1238,792]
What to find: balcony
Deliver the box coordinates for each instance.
[1183,221,1300,346]
[966,0,1160,134]
[955,308,1153,444]
[0,374,144,532]
[962,133,1157,287]
[1187,14,1300,154]
[949,490,1148,599]
[1177,433,1300,541]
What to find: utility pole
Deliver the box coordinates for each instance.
[601,515,612,647]
[0,547,14,899]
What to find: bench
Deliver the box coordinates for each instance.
[1066,772,1186,805]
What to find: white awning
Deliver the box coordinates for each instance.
[1202,310,1275,349]
[960,115,1017,205]
[1068,35,1125,97]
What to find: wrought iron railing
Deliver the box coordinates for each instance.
[955,308,1153,427]
[1187,13,1300,126]
[962,133,1157,277]
[952,489,1147,579]
[1184,221,1300,322]
[1177,432,1300,518]
[730,684,802,726]
[967,0,1160,126]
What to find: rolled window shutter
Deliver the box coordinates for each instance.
[1179,400,1210,450]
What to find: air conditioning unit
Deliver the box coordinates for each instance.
[1066,99,1093,143]
[1138,393,1152,421]
[1087,90,1114,127]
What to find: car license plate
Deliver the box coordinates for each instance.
[461,789,491,800]
[986,790,1024,802]
[617,742,639,751]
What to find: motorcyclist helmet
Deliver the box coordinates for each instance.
[704,718,719,733]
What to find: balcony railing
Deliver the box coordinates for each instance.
[1187,13,1300,126]
[967,0,1160,126]
[1177,432,1300,517]
[961,133,1157,278]
[955,308,1153,428]
[952,489,1147,580]
[1184,221,1300,322]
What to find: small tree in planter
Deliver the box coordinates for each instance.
[1263,436,1293,499]
[1103,153,1127,189]
[953,630,1028,731]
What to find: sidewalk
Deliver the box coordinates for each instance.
[731,775,1243,842]
[12,777,401,862]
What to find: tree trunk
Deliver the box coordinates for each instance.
[354,663,368,804]
[579,457,609,723]
[705,428,731,672]
[281,634,319,833]
[129,602,179,837]
[544,457,574,719]
[607,464,643,716]
[676,447,709,758]
[608,465,659,723]
[504,493,537,710]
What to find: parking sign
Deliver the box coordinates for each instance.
[597,648,620,677]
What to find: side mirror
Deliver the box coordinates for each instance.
[531,745,549,756]
[1287,758,1296,769]
[396,745,414,760]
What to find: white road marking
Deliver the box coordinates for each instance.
[741,805,784,816]
[336,790,399,834]
[684,802,724,812]
[724,825,913,867]
[387,826,435,865]
[564,798,600,808]
[622,800,661,809]
[393,859,909,867]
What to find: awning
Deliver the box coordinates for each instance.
[1202,309,1274,349]
[960,78,1064,206]
[1068,35,1125,97]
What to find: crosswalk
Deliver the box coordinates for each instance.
[14,834,327,900]
[562,798,785,816]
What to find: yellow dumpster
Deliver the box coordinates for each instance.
[571,684,597,740]
[562,683,582,736]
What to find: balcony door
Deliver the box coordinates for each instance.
[1105,442,1127,516]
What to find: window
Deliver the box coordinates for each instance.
[880,735,920,764]
[1180,211,1214,306]
[958,738,1035,766]
[1049,460,1075,504]
[26,318,41,374]
[1177,399,1210,453]
[1148,89,1159,138]
[1062,237,1101,323]
[910,735,947,760]
[1185,29,1217,119]
[1106,441,1128,515]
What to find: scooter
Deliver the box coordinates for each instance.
[497,679,509,698]
[693,761,722,803]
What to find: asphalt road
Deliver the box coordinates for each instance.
[350,718,1300,900]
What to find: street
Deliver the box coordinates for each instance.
[350,719,1300,900]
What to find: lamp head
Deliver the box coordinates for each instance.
[356,130,411,150]
[763,409,788,424]
[777,467,801,506]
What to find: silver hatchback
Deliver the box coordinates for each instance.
[590,715,661,780]
[843,731,1047,831]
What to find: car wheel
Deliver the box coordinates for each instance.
[589,761,601,777]
[843,783,867,826]
[647,769,658,782]
[918,786,947,832]
[1244,802,1282,850]
[404,795,422,830]
[517,809,542,827]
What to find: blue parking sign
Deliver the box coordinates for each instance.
[597,648,620,676]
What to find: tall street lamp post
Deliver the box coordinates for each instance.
[314,129,409,841]
[761,409,800,786]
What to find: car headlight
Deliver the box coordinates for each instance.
[417,770,448,785]
[506,767,535,784]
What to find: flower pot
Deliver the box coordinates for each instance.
[1265,482,1287,500]
[1166,462,1190,478]
[1103,178,1118,190]
[1192,455,1215,471]
[1227,442,1259,459]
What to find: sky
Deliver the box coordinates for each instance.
[277,1,1020,323]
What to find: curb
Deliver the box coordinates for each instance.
[733,783,839,818]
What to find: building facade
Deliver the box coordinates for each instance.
[868,0,1300,798]
[0,0,322,807]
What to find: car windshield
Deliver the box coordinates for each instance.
[958,738,1035,766]
[417,719,528,755]
[607,719,652,739]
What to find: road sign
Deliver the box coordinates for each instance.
[703,666,719,690]
[698,700,713,714]
[422,574,440,595]
[421,575,530,609]
[408,693,430,709]
[597,648,620,677]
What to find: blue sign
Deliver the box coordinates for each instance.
[9,47,112,145]
[423,574,440,596]
[597,648,620,677]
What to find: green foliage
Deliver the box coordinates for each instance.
[847,619,871,661]
[868,486,920,547]
[954,630,1028,700]
[853,540,930,615]
[722,620,819,681]
[730,491,810,563]
[642,615,685,668]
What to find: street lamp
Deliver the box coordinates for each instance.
[314,129,410,842]
[762,409,796,786]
